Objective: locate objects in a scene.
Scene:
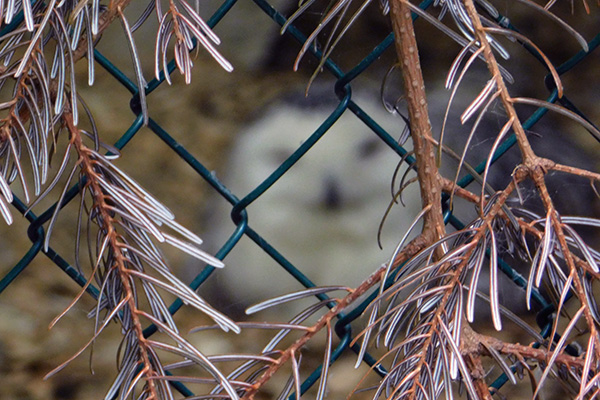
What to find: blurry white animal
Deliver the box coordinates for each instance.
[205,88,422,316]
[201,79,598,327]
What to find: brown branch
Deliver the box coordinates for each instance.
[402,179,518,398]
[362,175,515,400]
[72,0,135,63]
[240,234,430,400]
[463,0,600,370]
[464,353,494,400]
[462,0,537,165]
[464,323,585,370]
[389,0,446,247]
[524,155,600,352]
[63,111,160,397]
[0,45,42,142]
[550,161,600,182]
[440,176,481,204]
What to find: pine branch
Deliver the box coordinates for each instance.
[40,111,241,398]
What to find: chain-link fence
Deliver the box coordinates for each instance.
[0,0,599,397]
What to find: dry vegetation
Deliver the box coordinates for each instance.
[0,0,598,398]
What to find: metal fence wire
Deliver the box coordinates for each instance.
[0,0,599,398]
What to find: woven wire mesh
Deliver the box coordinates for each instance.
[0,0,598,397]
